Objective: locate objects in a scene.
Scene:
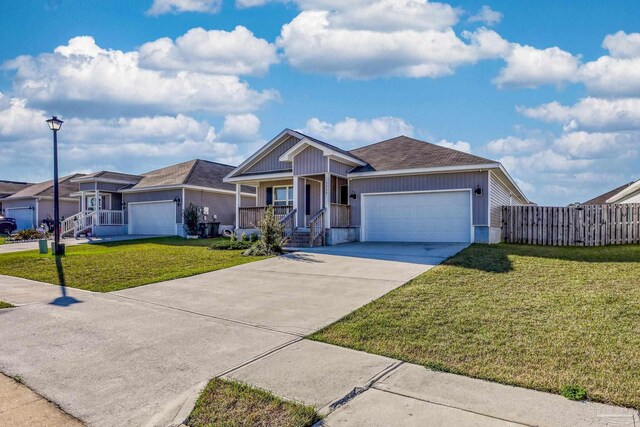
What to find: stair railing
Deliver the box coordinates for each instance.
[308,208,326,247]
[278,208,297,245]
[61,211,87,237]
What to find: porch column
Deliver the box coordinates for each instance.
[235,184,241,229]
[324,173,331,229]
[95,188,100,226]
[292,176,299,227]
[81,192,86,212]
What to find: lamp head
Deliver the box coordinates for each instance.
[46,116,64,131]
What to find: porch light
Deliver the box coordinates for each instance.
[474,185,483,196]
[46,116,64,131]
[173,197,181,205]
[349,192,357,200]
[121,201,127,209]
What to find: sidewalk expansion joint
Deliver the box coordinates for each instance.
[237,267,407,284]
[370,385,535,427]
[216,338,303,379]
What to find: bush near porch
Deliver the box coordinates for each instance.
[311,244,640,410]
[0,237,267,292]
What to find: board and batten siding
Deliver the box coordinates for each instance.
[489,171,525,228]
[293,146,327,175]
[246,135,299,174]
[37,199,80,223]
[256,179,293,205]
[349,171,489,227]
[123,189,182,223]
[184,189,254,226]
[329,159,354,177]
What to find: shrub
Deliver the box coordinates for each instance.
[243,206,283,256]
[209,239,252,251]
[8,229,49,241]
[250,233,259,242]
[240,232,249,242]
[561,385,587,401]
[182,203,200,236]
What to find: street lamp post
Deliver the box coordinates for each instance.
[46,116,64,255]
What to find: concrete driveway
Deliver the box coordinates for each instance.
[0,243,461,426]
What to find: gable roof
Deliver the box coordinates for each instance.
[129,159,254,193]
[4,174,85,200]
[72,171,143,183]
[0,180,32,196]
[582,181,637,205]
[349,136,496,173]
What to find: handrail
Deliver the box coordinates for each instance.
[278,208,297,245]
[61,211,85,237]
[308,207,326,247]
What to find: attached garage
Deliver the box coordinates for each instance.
[361,190,472,243]
[6,207,35,231]
[128,201,177,236]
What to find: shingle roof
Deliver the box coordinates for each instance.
[0,180,32,196]
[132,159,254,193]
[292,129,365,163]
[4,174,85,199]
[78,171,143,182]
[582,181,638,205]
[348,136,496,173]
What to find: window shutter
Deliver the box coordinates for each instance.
[266,187,273,206]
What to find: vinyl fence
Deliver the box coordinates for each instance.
[501,204,640,246]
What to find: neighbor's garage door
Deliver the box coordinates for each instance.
[6,208,34,230]
[128,201,177,235]
[362,191,471,243]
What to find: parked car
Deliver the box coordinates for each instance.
[0,216,17,235]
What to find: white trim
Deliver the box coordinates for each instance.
[487,171,492,228]
[606,180,640,203]
[5,196,78,202]
[5,206,36,229]
[349,163,500,178]
[127,199,176,206]
[224,172,293,184]
[359,189,474,244]
[225,129,303,180]
[279,138,366,166]
[120,184,256,198]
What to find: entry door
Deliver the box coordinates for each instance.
[362,191,471,243]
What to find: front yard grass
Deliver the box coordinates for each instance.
[311,243,640,409]
[187,378,319,427]
[0,237,266,292]
[0,301,14,309]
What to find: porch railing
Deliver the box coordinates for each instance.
[330,203,351,228]
[278,209,297,245]
[239,205,292,228]
[309,208,326,247]
[98,210,124,226]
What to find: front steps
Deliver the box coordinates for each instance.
[285,230,311,248]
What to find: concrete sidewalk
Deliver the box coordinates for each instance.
[0,234,159,254]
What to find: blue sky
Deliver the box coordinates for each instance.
[1,0,639,205]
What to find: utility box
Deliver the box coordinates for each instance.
[38,239,48,254]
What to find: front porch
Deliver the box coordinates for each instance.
[234,175,355,247]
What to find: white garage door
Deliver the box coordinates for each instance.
[128,201,177,236]
[6,208,34,230]
[362,191,471,243]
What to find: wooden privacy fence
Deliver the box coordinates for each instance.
[502,204,640,246]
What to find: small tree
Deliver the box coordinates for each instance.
[182,203,200,236]
[244,205,283,256]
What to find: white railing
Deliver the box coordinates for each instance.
[61,211,85,237]
[98,210,124,226]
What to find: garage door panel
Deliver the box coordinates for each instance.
[363,191,471,243]
[7,208,34,230]
[128,202,177,236]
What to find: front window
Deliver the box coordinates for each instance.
[273,186,293,206]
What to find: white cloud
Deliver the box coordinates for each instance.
[220,114,261,141]
[493,44,580,89]
[602,31,640,59]
[273,0,509,79]
[553,130,640,158]
[301,116,414,146]
[578,55,640,97]
[0,98,247,182]
[468,5,502,26]
[3,36,278,117]
[485,135,546,155]
[519,97,640,132]
[147,0,221,15]
[435,139,471,153]
[139,26,278,76]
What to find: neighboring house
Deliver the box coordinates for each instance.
[63,159,256,238]
[224,129,530,245]
[1,174,84,230]
[583,180,640,205]
[0,180,32,215]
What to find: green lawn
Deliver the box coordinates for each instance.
[311,244,640,410]
[0,301,14,309]
[188,378,319,427]
[0,237,266,292]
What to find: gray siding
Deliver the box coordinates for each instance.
[98,182,127,192]
[305,178,323,224]
[37,199,80,223]
[331,176,348,204]
[296,177,305,226]
[110,193,123,211]
[293,146,327,175]
[184,189,246,226]
[489,171,525,228]
[123,189,182,223]
[2,199,36,228]
[348,171,489,227]
[246,135,299,174]
[329,160,353,177]
[256,179,293,206]
[79,182,95,191]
